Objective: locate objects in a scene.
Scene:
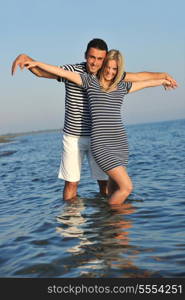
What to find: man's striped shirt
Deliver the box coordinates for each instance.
[60,62,91,136]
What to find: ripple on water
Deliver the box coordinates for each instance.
[0,120,185,277]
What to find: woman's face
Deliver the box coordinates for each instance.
[103,59,118,81]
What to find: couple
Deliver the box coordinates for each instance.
[12,38,178,206]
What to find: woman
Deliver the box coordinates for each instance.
[24,50,173,206]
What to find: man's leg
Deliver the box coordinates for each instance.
[58,134,85,200]
[107,178,118,197]
[97,180,108,196]
[63,181,79,200]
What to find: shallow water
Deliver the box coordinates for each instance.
[0,119,185,278]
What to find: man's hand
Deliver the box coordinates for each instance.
[11,54,33,75]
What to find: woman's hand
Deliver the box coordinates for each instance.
[129,78,178,93]
[165,73,178,89]
[23,61,39,69]
[162,79,175,90]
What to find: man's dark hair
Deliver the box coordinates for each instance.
[85,38,108,58]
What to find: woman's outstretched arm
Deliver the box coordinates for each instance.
[24,61,83,86]
[125,72,178,89]
[129,78,177,93]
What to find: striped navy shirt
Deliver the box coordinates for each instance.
[58,62,126,137]
[59,62,91,136]
[80,73,132,171]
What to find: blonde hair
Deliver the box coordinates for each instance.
[99,49,125,92]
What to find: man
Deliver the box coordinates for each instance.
[12,38,177,200]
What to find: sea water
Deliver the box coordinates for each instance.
[0,119,185,278]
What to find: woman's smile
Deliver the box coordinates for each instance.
[103,59,118,82]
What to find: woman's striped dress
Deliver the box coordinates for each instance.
[80,73,132,172]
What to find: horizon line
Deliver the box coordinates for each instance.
[1,117,184,137]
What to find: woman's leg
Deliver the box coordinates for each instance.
[106,166,133,205]
[107,177,118,197]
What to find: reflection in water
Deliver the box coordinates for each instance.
[107,203,135,246]
[56,198,93,254]
[56,197,156,277]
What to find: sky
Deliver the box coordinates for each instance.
[1,0,185,134]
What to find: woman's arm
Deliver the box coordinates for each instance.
[129,79,174,93]
[11,54,58,79]
[125,72,178,89]
[24,61,83,86]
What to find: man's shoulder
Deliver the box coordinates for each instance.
[62,62,87,73]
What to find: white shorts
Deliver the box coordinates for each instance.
[58,134,108,182]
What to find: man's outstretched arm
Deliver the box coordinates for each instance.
[124,72,178,89]
[11,54,58,79]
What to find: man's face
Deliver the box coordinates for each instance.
[86,47,107,75]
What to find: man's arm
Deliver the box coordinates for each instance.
[11,54,58,79]
[124,72,178,89]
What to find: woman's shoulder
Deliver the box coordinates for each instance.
[119,80,132,92]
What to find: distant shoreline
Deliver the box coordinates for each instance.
[0,135,16,144]
[0,118,184,144]
[0,129,61,144]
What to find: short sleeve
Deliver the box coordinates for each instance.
[125,81,132,93]
[121,71,127,80]
[119,80,132,94]
[57,64,76,83]
[80,73,94,89]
